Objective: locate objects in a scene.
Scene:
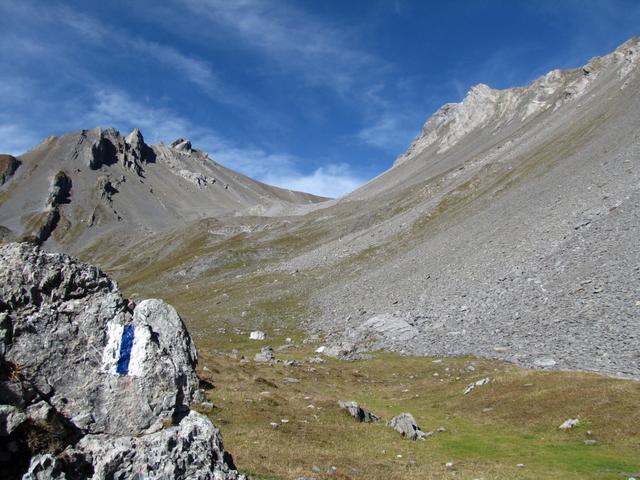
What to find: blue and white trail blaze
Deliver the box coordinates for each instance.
[102,322,150,377]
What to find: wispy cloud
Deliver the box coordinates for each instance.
[0,122,43,156]
[176,0,386,93]
[0,1,248,111]
[357,113,417,153]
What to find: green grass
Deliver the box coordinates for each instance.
[194,344,640,480]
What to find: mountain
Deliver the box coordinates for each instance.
[0,127,326,252]
[2,38,639,380]
[302,37,640,377]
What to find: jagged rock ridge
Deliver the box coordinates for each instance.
[0,127,327,254]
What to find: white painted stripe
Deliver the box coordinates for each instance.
[128,324,151,377]
[102,322,124,374]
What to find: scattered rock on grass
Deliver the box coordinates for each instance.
[463,377,493,394]
[338,401,380,423]
[254,346,274,362]
[388,413,430,440]
[249,330,266,340]
[559,418,580,430]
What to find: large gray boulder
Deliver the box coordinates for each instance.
[387,412,429,440]
[23,412,243,480]
[0,243,245,480]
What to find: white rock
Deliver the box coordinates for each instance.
[559,418,580,430]
[534,357,557,367]
[249,330,266,340]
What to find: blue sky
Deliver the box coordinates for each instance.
[1,0,639,197]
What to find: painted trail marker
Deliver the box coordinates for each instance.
[116,325,135,375]
[102,322,150,376]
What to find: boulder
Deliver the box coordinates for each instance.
[23,411,243,480]
[338,400,380,423]
[0,242,245,480]
[387,413,430,440]
[249,330,266,340]
[559,418,580,430]
[254,346,274,363]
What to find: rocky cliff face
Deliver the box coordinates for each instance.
[0,242,245,480]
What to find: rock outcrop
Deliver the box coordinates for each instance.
[83,128,154,175]
[338,401,380,423]
[395,37,640,165]
[170,138,193,153]
[387,413,429,440]
[0,242,245,480]
[0,154,21,185]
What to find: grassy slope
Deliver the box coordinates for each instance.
[195,340,639,480]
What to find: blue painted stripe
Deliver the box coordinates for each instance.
[116,325,135,375]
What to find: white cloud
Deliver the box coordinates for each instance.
[0,122,42,155]
[262,164,365,199]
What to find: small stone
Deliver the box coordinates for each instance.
[254,346,274,362]
[559,418,579,430]
[516,463,525,468]
[584,439,597,446]
[249,330,266,340]
[464,377,492,394]
[445,462,454,469]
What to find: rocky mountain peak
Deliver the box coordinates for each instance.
[125,127,144,149]
[170,137,193,153]
[394,37,640,166]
